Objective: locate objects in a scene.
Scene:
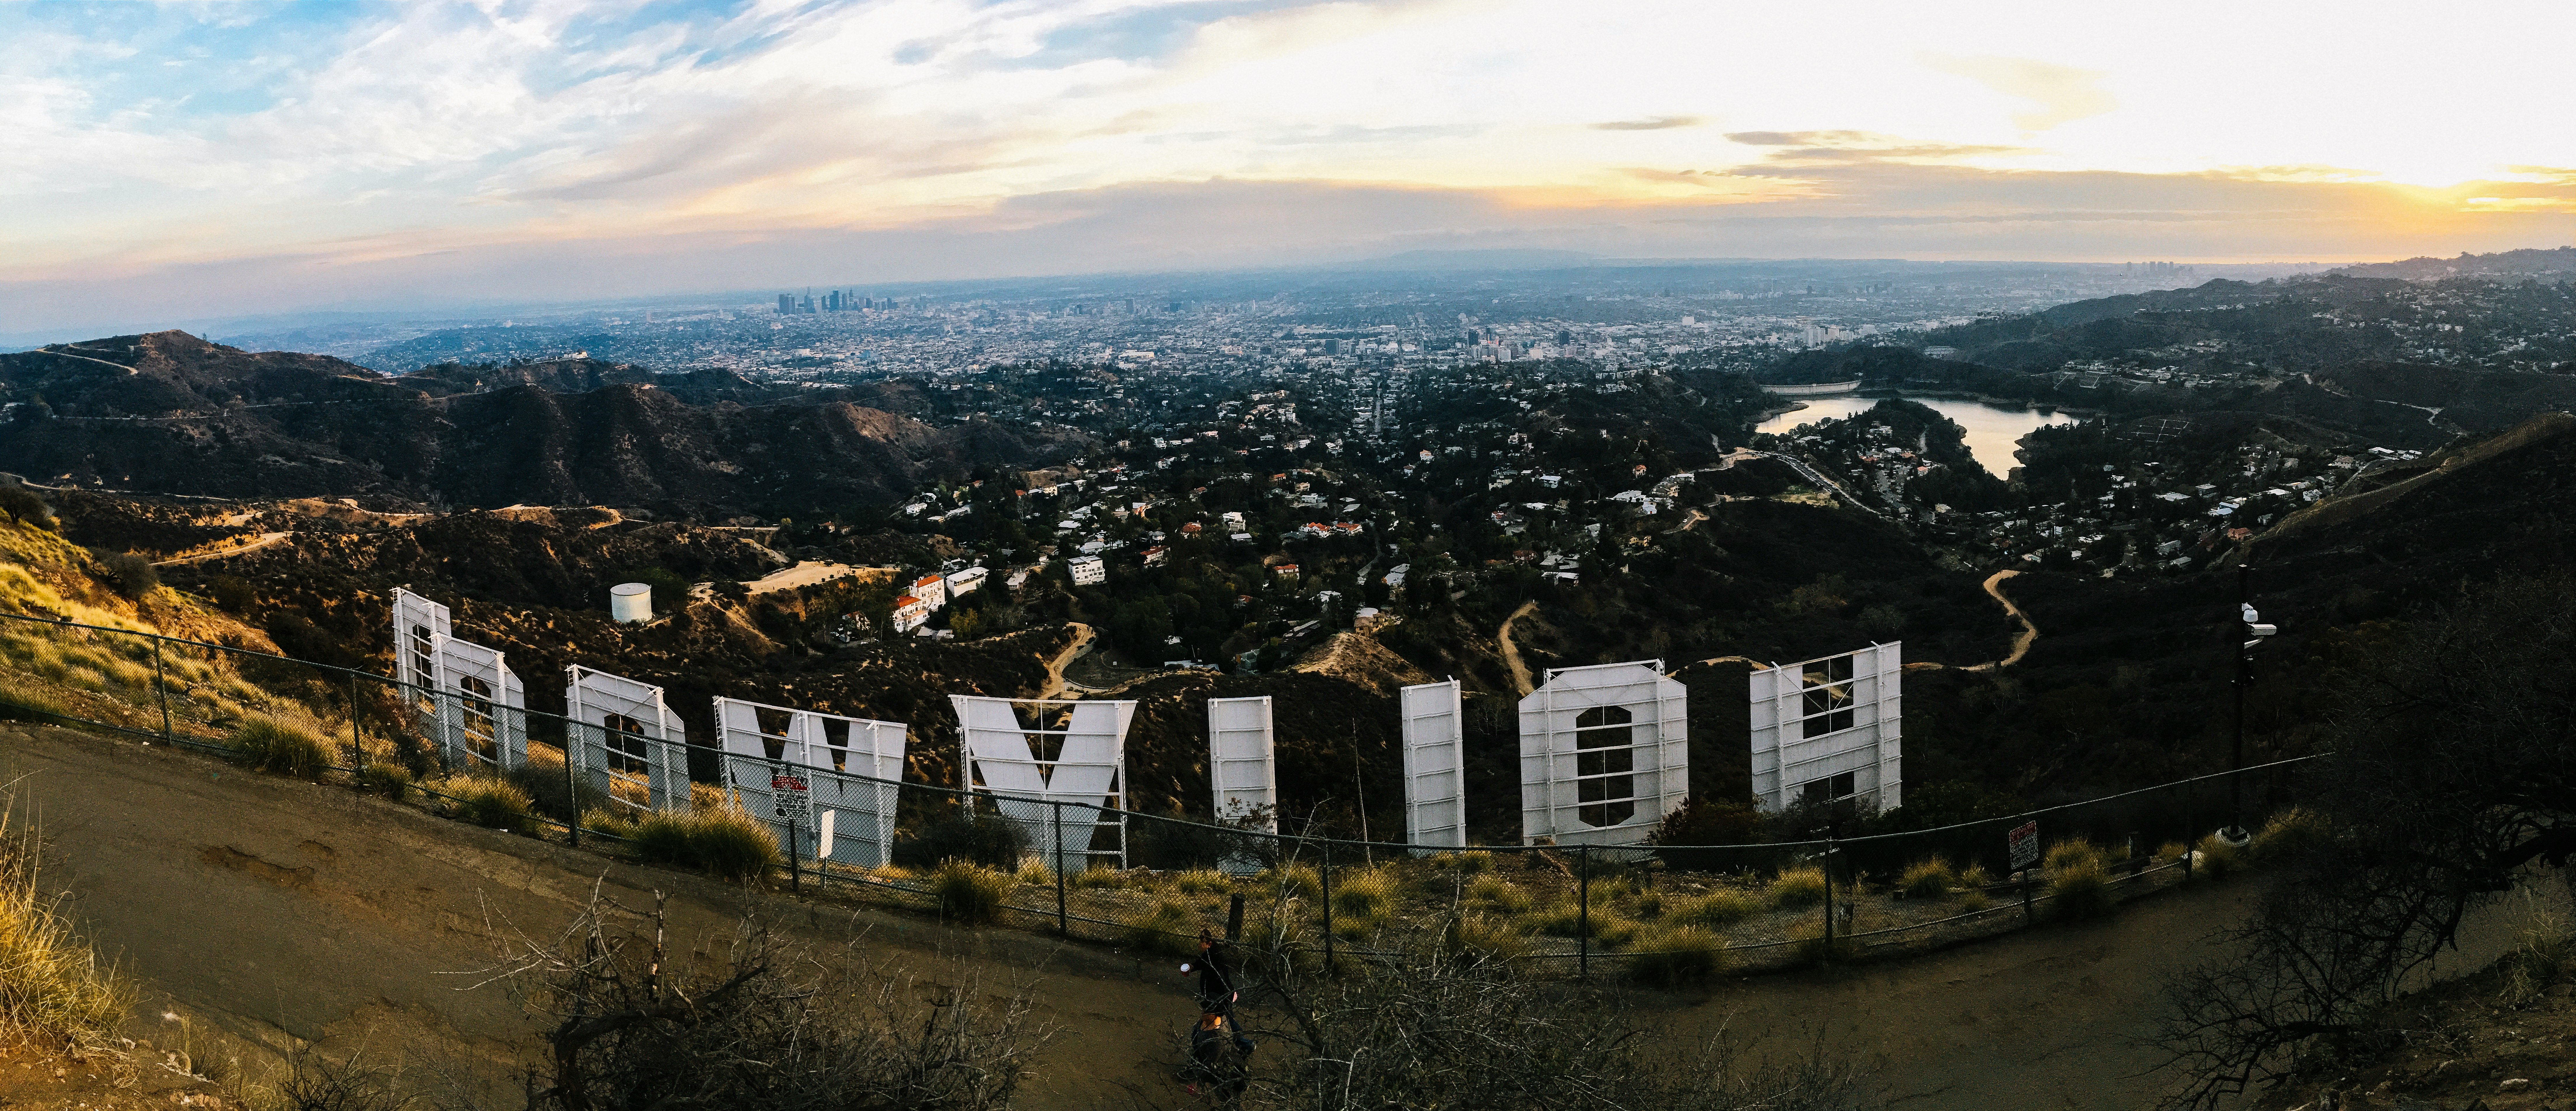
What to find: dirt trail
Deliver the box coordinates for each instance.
[151,531,292,567]
[1497,600,1539,696]
[21,721,2531,1110]
[1034,622,1096,699]
[3,723,1178,1109]
[1962,569,2037,673]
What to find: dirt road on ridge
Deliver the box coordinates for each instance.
[13,722,2546,1110]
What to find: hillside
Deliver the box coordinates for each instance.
[0,331,1082,515]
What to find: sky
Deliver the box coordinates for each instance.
[5,0,2575,336]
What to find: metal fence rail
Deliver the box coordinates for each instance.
[0,609,2320,976]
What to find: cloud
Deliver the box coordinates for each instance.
[1921,53,2117,132]
[1591,116,1701,131]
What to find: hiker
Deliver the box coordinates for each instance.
[1181,928,1255,1058]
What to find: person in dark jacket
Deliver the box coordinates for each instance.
[1183,928,1255,1057]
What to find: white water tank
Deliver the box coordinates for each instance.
[610,582,652,624]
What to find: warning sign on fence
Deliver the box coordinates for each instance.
[773,774,811,824]
[2007,820,2039,871]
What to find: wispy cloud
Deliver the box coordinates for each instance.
[1591,116,1701,131]
[1920,53,2117,132]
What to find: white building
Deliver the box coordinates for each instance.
[1068,555,1107,586]
[911,574,949,610]
[892,594,932,633]
[945,566,988,598]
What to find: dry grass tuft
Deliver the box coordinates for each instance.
[1120,896,1201,956]
[1626,924,1731,987]
[1663,888,1759,928]
[230,717,333,780]
[928,860,1011,925]
[0,797,131,1055]
[1767,866,1828,909]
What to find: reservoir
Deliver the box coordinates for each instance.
[1754,395,2080,477]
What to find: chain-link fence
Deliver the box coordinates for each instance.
[0,610,2322,978]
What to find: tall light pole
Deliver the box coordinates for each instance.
[2222,563,2277,846]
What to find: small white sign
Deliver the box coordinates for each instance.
[2007,820,2040,871]
[815,809,836,859]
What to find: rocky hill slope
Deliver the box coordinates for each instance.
[0,331,1080,513]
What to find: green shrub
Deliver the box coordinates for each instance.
[1627,890,1663,918]
[2193,833,2246,879]
[1121,896,1200,955]
[85,549,158,600]
[1013,857,1051,886]
[1442,914,1530,965]
[1627,925,1731,987]
[1171,867,1233,896]
[2043,839,2102,873]
[894,808,1027,870]
[1329,868,1398,926]
[1664,889,1759,928]
[357,763,413,801]
[2048,860,2117,921]
[686,808,784,881]
[1256,862,1321,900]
[0,678,69,723]
[448,777,537,833]
[1899,857,1958,899]
[2154,841,2191,864]
[1242,903,1317,971]
[627,808,782,881]
[230,718,332,780]
[1957,863,1993,889]
[929,860,1011,925]
[1525,901,1638,946]
[507,761,605,823]
[1768,867,1827,909]
[1464,874,1533,914]
[1953,887,1993,913]
[1071,865,1129,890]
[2253,807,2327,864]
[1430,850,1494,874]
[1790,922,1860,966]
[580,806,638,840]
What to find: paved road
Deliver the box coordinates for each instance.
[19,721,2549,1110]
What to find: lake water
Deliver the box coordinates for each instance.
[1753,395,2080,477]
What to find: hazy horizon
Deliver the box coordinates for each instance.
[6,0,2573,339]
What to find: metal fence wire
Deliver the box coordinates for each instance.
[0,610,2321,976]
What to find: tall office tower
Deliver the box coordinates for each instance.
[778,294,794,314]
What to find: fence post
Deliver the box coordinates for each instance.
[1822,832,1836,956]
[1054,800,1069,937]
[788,815,801,895]
[2022,868,2035,923]
[1578,844,1592,982]
[1321,842,1335,971]
[150,636,172,741]
[347,672,363,774]
[565,724,582,849]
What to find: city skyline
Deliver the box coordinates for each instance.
[6,0,2575,337]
